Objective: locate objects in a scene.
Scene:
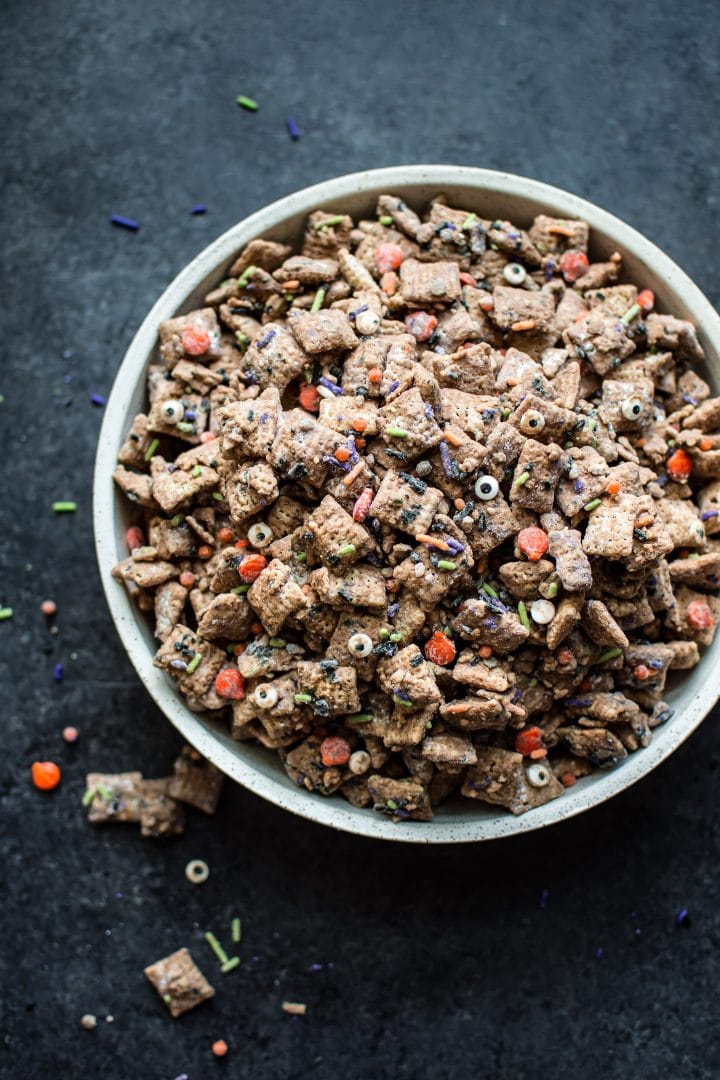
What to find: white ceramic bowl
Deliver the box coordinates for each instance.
[94,165,720,843]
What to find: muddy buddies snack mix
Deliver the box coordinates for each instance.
[111,195,720,822]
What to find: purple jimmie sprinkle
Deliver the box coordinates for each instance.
[511,688,523,704]
[256,329,277,350]
[170,659,188,671]
[701,510,719,520]
[53,663,64,683]
[387,603,399,618]
[594,946,604,959]
[90,394,106,406]
[387,380,400,395]
[318,377,343,396]
[308,962,323,972]
[393,688,412,702]
[445,537,465,554]
[544,258,555,281]
[184,410,197,421]
[424,402,435,420]
[346,435,359,463]
[573,479,585,493]
[675,908,690,927]
[539,888,549,909]
[484,616,499,630]
[190,204,207,214]
[648,658,665,670]
[566,696,592,708]
[110,214,139,231]
[287,116,301,140]
[63,373,73,383]
[682,394,698,406]
[349,304,369,319]
[323,454,350,471]
[438,441,455,479]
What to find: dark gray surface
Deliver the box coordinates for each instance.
[2,2,719,1078]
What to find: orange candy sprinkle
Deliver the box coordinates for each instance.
[181,324,211,356]
[561,772,577,788]
[515,726,544,756]
[214,668,245,700]
[334,447,351,463]
[605,480,621,496]
[352,417,367,433]
[633,664,651,681]
[517,526,549,562]
[31,761,61,791]
[699,437,714,452]
[686,599,715,630]
[637,288,655,313]
[217,527,234,544]
[368,367,383,384]
[320,736,351,767]
[478,645,493,659]
[424,631,456,666]
[212,1040,229,1058]
[238,554,267,582]
[197,544,214,559]
[179,571,196,588]
[666,448,693,481]
[298,383,320,413]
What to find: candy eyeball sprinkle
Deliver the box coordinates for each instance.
[520,409,546,435]
[530,599,556,625]
[162,399,185,424]
[248,523,273,548]
[348,750,371,775]
[622,398,644,421]
[348,632,373,657]
[502,262,527,285]
[527,762,551,788]
[254,684,278,709]
[474,475,499,501]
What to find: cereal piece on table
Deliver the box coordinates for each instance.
[111,557,178,590]
[550,358,582,409]
[555,446,609,517]
[167,745,225,814]
[269,409,344,487]
[426,343,498,395]
[557,727,628,768]
[581,494,639,560]
[237,323,309,391]
[369,469,444,536]
[144,948,215,1018]
[138,779,186,838]
[480,420,525,478]
[582,600,630,648]
[224,461,279,524]
[399,258,461,305]
[247,559,309,637]
[382,701,436,749]
[112,466,157,508]
[508,393,577,444]
[490,286,555,333]
[431,303,482,352]
[85,772,145,823]
[528,214,589,258]
[452,597,530,654]
[462,747,564,815]
[377,388,444,461]
[421,733,477,768]
[218,387,281,459]
[265,496,307,538]
[150,458,218,515]
[305,495,374,565]
[509,440,563,513]
[118,413,153,468]
[296,660,360,716]
[157,309,222,370]
[462,492,528,559]
[563,310,636,375]
[197,593,253,640]
[154,581,188,641]
[657,498,707,550]
[645,312,704,363]
[367,775,433,821]
[287,308,358,353]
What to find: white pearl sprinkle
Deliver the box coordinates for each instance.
[530,599,556,625]
[355,310,381,335]
[349,750,371,775]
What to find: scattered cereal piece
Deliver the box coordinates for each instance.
[144,948,215,1018]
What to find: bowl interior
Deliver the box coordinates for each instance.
[95,166,720,842]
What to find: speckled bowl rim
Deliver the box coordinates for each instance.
[94,165,720,843]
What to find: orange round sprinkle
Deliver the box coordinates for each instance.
[181,324,211,356]
[517,526,549,562]
[368,367,383,384]
[234,539,249,549]
[320,736,351,767]
[354,437,366,450]
[217,527,234,544]
[214,668,246,700]
[212,1040,229,1058]
[179,571,196,588]
[633,664,651,681]
[238,554,267,582]
[478,645,493,659]
[454,498,466,511]
[250,620,263,635]
[233,643,246,656]
[686,599,714,630]
[334,447,351,463]
[561,772,577,788]
[31,761,61,791]
[197,544,214,559]
[605,480,621,496]
[666,447,693,481]
[298,382,320,413]
[41,599,57,616]
[459,271,478,287]
[62,726,79,743]
[352,417,367,433]
[515,726,544,756]
[637,288,655,313]
[699,437,714,452]
[424,631,456,666]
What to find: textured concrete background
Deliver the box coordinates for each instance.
[2,1,720,1077]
